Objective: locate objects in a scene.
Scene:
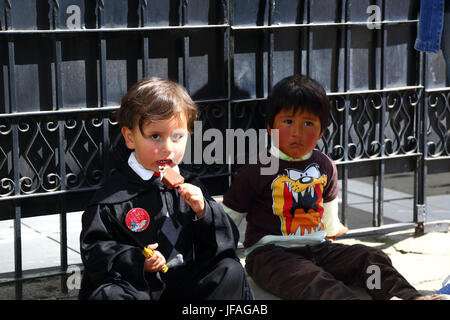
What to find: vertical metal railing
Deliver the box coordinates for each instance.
[8,28,23,300]
[341,0,349,227]
[378,0,386,228]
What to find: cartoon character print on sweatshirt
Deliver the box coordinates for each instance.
[271,164,328,236]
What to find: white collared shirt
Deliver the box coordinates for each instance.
[128,152,180,181]
[269,140,312,161]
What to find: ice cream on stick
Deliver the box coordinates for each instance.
[159,166,184,189]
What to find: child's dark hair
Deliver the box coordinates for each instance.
[116,77,197,134]
[266,74,330,133]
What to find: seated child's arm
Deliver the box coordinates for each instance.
[222,164,257,227]
[177,183,205,218]
[322,198,348,240]
[221,202,247,227]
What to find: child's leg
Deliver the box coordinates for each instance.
[313,242,421,300]
[192,257,254,300]
[160,257,254,300]
[86,282,150,300]
[245,244,361,300]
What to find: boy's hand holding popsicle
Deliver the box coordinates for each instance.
[143,166,206,273]
[159,166,205,218]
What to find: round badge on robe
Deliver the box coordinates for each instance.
[125,208,150,232]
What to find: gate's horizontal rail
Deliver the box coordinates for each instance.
[0,24,229,34]
[0,106,118,119]
[231,19,419,30]
[0,20,421,35]
[0,173,231,203]
[0,85,430,119]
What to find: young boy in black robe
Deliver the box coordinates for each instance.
[79,77,253,300]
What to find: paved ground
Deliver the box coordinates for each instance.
[0,174,449,300]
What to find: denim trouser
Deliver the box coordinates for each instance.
[415,0,450,81]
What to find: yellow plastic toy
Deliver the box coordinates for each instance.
[142,247,169,273]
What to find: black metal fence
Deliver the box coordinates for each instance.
[0,0,449,299]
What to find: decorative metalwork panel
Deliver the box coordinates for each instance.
[323,90,420,161]
[183,102,229,178]
[383,90,419,156]
[0,112,121,197]
[16,117,59,194]
[426,90,450,158]
[0,118,13,197]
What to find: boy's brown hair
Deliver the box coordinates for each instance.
[116,77,198,134]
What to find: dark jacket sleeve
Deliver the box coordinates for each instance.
[79,204,154,300]
[189,178,240,264]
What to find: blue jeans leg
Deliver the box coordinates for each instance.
[442,0,450,82]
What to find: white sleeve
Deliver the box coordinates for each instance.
[221,202,247,227]
[322,198,341,236]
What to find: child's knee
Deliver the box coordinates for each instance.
[89,283,148,300]
[355,244,392,265]
[220,257,246,279]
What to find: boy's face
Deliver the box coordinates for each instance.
[267,107,324,159]
[122,113,188,172]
